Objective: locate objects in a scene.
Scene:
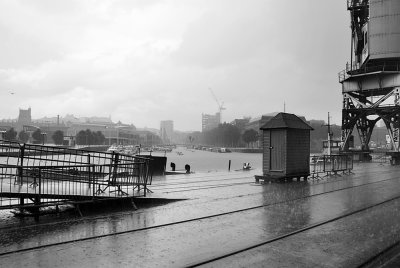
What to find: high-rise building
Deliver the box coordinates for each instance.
[16,108,32,131]
[18,108,32,124]
[160,120,174,143]
[202,113,220,132]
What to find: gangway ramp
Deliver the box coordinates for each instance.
[0,140,152,212]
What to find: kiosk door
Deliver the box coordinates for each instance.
[270,130,285,171]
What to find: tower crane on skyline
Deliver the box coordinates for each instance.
[209,88,226,124]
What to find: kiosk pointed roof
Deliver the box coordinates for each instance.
[260,113,313,130]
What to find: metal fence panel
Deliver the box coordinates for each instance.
[0,140,151,210]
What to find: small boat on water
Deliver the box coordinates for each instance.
[152,146,173,153]
[107,145,122,153]
[243,162,252,170]
[107,145,139,155]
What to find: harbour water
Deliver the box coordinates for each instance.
[145,146,262,174]
[0,147,262,225]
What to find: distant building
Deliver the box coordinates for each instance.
[16,108,32,131]
[136,130,162,146]
[231,117,251,132]
[18,108,32,124]
[160,120,174,144]
[80,116,113,124]
[202,112,220,132]
[63,114,80,124]
[36,122,68,144]
[245,113,309,148]
[0,108,151,146]
[0,120,16,132]
[245,115,275,148]
[61,115,113,126]
[66,123,137,145]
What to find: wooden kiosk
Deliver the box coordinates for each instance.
[255,113,313,183]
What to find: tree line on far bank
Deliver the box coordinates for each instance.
[1,128,105,146]
[2,120,348,152]
[2,128,66,144]
[75,130,105,145]
[188,120,344,153]
[189,123,259,148]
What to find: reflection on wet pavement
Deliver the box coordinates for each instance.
[0,163,400,267]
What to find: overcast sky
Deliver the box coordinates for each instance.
[0,0,350,131]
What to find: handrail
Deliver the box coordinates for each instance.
[347,0,368,9]
[0,140,151,210]
[338,62,400,82]
[310,154,353,179]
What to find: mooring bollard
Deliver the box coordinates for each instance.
[185,164,191,174]
[170,162,176,171]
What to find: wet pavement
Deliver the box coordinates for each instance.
[203,198,400,268]
[0,162,400,267]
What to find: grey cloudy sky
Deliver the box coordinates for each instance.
[0,0,349,131]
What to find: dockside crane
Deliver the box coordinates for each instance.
[209,88,226,124]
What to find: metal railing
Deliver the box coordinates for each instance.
[371,153,390,165]
[310,155,353,180]
[339,62,400,82]
[347,0,368,9]
[0,140,152,210]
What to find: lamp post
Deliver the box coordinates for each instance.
[41,132,47,145]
